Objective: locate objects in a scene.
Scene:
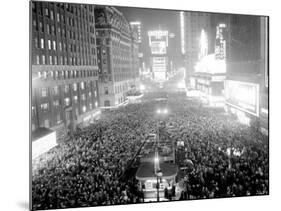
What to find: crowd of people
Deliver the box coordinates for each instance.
[32,91,268,210]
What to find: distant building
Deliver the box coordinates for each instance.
[94,6,139,107]
[225,15,268,134]
[148,30,169,82]
[130,21,144,77]
[31,1,100,141]
[181,12,211,86]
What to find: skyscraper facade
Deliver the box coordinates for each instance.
[94,6,139,107]
[31,1,99,139]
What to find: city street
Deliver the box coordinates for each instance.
[32,77,268,209]
[30,2,268,210]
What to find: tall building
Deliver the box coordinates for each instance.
[225,15,268,134]
[130,21,144,77]
[94,6,139,107]
[148,30,169,82]
[130,21,142,43]
[31,1,100,141]
[181,12,211,86]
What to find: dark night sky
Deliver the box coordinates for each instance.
[116,6,183,68]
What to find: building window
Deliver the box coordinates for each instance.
[54,56,57,65]
[82,106,86,113]
[50,10,54,20]
[95,101,98,107]
[60,56,63,65]
[41,87,47,97]
[104,87,109,95]
[53,41,56,50]
[73,95,78,103]
[89,103,92,110]
[45,8,49,16]
[88,92,92,97]
[73,83,77,91]
[46,24,50,34]
[36,55,40,65]
[53,100,59,106]
[57,13,60,22]
[59,42,62,51]
[40,38,44,49]
[40,103,49,110]
[42,55,45,65]
[81,94,86,101]
[80,82,85,90]
[64,97,70,106]
[53,86,58,95]
[64,84,69,93]
[49,55,52,65]
[34,37,38,48]
[48,40,51,50]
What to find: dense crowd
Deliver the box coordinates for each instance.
[32,92,268,210]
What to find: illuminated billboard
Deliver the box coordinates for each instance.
[150,41,167,54]
[225,80,259,116]
[215,23,227,60]
[148,30,169,47]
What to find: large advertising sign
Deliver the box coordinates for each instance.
[150,41,167,54]
[215,23,227,60]
[148,30,169,47]
[225,80,259,116]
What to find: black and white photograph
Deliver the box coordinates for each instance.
[30,0,269,210]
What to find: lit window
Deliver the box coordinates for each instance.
[73,83,77,91]
[42,55,45,65]
[57,13,60,22]
[40,103,49,110]
[80,82,84,90]
[53,41,56,50]
[73,95,78,103]
[81,94,86,101]
[95,101,98,107]
[89,92,92,97]
[59,42,62,51]
[40,38,44,49]
[45,8,49,16]
[64,98,70,106]
[82,106,86,113]
[54,56,57,65]
[50,10,54,20]
[48,40,51,50]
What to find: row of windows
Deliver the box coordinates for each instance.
[32,2,94,23]
[32,100,98,130]
[40,84,98,97]
[34,54,97,66]
[34,37,96,56]
[37,69,98,81]
[35,99,98,115]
